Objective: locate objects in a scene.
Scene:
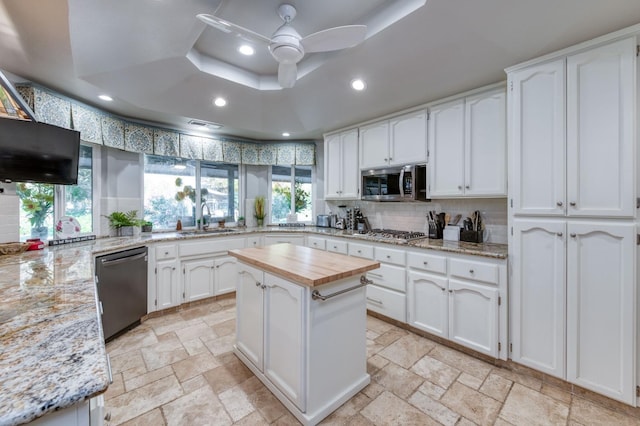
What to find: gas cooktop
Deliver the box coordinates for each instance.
[356,229,427,243]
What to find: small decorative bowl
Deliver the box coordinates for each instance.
[0,242,31,256]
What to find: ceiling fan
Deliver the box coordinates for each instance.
[197,3,367,88]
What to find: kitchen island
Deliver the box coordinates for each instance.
[228,243,380,426]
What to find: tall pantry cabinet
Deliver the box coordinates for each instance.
[507,34,638,405]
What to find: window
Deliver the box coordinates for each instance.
[270,165,313,224]
[143,155,239,229]
[17,145,94,240]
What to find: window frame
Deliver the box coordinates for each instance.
[268,165,315,225]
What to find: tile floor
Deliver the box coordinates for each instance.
[105,297,640,425]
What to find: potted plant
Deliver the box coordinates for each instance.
[16,183,54,240]
[237,216,245,227]
[141,221,153,233]
[104,210,146,237]
[254,196,266,226]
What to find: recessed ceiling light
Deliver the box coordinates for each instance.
[214,97,227,107]
[98,94,113,101]
[350,79,366,91]
[282,132,290,137]
[238,45,255,56]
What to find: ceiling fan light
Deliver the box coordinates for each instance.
[214,97,227,107]
[238,44,255,56]
[351,79,366,91]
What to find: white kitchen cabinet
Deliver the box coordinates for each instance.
[306,236,326,250]
[448,279,499,357]
[359,121,389,169]
[182,258,215,302]
[214,256,237,295]
[366,254,407,322]
[236,262,264,371]
[389,110,427,166]
[510,37,635,218]
[428,87,506,198]
[246,235,262,248]
[407,271,448,338]
[263,234,305,246]
[263,273,306,410]
[566,221,636,404]
[325,129,359,199]
[511,219,566,378]
[155,259,180,310]
[326,238,348,254]
[566,38,636,218]
[509,59,566,216]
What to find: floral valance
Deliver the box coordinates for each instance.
[15,84,316,166]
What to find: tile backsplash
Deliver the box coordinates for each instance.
[325,198,508,244]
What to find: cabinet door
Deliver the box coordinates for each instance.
[264,273,306,411]
[390,110,427,166]
[360,121,390,169]
[156,259,180,310]
[341,129,360,199]
[408,271,448,338]
[465,88,507,196]
[214,256,237,295]
[183,258,214,302]
[566,38,636,218]
[324,133,342,198]
[509,60,565,215]
[448,279,499,357]
[428,99,465,197]
[236,263,264,371]
[566,222,635,404]
[511,219,566,378]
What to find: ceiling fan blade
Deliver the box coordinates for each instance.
[196,14,271,44]
[301,25,367,53]
[278,63,297,88]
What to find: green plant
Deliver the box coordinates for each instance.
[16,183,54,228]
[174,177,208,204]
[254,196,266,220]
[104,210,146,229]
[237,216,245,221]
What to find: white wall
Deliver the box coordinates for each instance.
[244,165,269,227]
[0,182,19,243]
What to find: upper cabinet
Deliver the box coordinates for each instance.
[428,87,507,198]
[359,110,427,169]
[324,129,359,199]
[509,37,636,218]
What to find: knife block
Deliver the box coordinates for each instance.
[460,230,483,243]
[428,223,442,239]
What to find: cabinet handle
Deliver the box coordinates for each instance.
[557,232,563,237]
[357,250,362,253]
[105,412,112,422]
[172,267,176,270]
[255,281,261,287]
[556,201,563,207]
[423,261,428,265]
[164,251,169,255]
[570,233,577,238]
[384,158,388,161]
[449,289,453,293]
[261,284,267,289]
[366,297,383,305]
[458,185,462,190]
[333,246,338,249]
[569,202,576,207]
[389,157,392,161]
[441,287,446,291]
[469,269,474,274]
[465,185,470,189]
[386,255,391,259]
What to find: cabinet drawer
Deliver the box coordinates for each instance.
[449,258,499,285]
[246,235,262,248]
[367,263,406,292]
[179,237,245,257]
[366,285,406,323]
[326,239,348,254]
[375,246,406,266]
[407,252,447,275]
[348,243,374,259]
[307,236,326,250]
[264,235,305,246]
[156,244,177,260]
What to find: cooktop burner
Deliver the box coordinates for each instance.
[366,229,427,241]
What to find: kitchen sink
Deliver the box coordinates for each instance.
[179,228,239,236]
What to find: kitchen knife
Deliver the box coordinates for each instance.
[451,214,462,226]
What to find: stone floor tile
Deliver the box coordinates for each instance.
[203,334,235,356]
[479,373,513,402]
[440,382,502,426]
[416,381,447,400]
[499,383,569,426]
[360,391,440,425]
[212,318,236,337]
[124,365,174,392]
[366,354,389,375]
[271,411,302,425]
[152,316,201,337]
[410,355,461,389]
[429,345,492,381]
[107,326,158,357]
[104,372,125,401]
[366,330,380,340]
[365,316,394,334]
[181,374,209,394]
[219,385,255,421]
[491,368,542,392]
[203,357,254,394]
[179,304,216,321]
[246,386,288,423]
[140,334,189,371]
[457,372,483,390]
[372,362,424,399]
[231,411,269,426]
[570,396,640,426]
[319,392,372,424]
[493,418,516,426]
[216,351,242,366]
[408,390,460,426]
[110,351,146,375]
[373,328,407,347]
[201,308,236,327]
[107,375,184,425]
[540,383,572,406]
[181,337,209,356]
[360,381,385,400]
[171,351,221,383]
[218,297,236,307]
[378,334,435,369]
[120,407,166,426]
[162,385,231,426]
[173,321,216,343]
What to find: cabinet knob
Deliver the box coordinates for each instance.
[384,158,388,161]
[458,185,462,190]
[449,289,453,293]
[386,255,391,259]
[172,267,176,270]
[261,284,267,289]
[105,412,112,422]
[569,202,576,207]
[423,261,428,265]
[557,232,563,237]
[165,251,169,255]
[389,157,392,161]
[570,233,577,238]
[556,201,563,207]
[465,185,470,189]
[357,250,362,253]
[255,281,261,287]
[334,246,337,249]
[469,269,474,274]
[441,287,446,291]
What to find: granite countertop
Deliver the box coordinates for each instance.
[0,225,505,425]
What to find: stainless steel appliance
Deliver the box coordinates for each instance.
[316,214,331,227]
[352,229,427,243]
[95,246,148,341]
[361,164,428,201]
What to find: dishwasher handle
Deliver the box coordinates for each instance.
[101,252,147,267]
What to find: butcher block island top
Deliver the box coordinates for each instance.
[228,243,380,286]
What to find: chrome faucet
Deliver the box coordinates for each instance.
[200,202,212,230]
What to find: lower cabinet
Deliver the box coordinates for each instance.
[214,256,238,295]
[155,259,180,310]
[366,263,406,322]
[407,271,448,338]
[264,234,305,246]
[236,263,264,370]
[182,258,215,302]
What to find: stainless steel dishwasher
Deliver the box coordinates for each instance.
[95,246,148,341]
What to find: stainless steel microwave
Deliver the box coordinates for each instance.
[361,164,428,201]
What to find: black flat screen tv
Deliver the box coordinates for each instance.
[0,118,80,185]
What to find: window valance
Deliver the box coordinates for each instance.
[15,85,316,166]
